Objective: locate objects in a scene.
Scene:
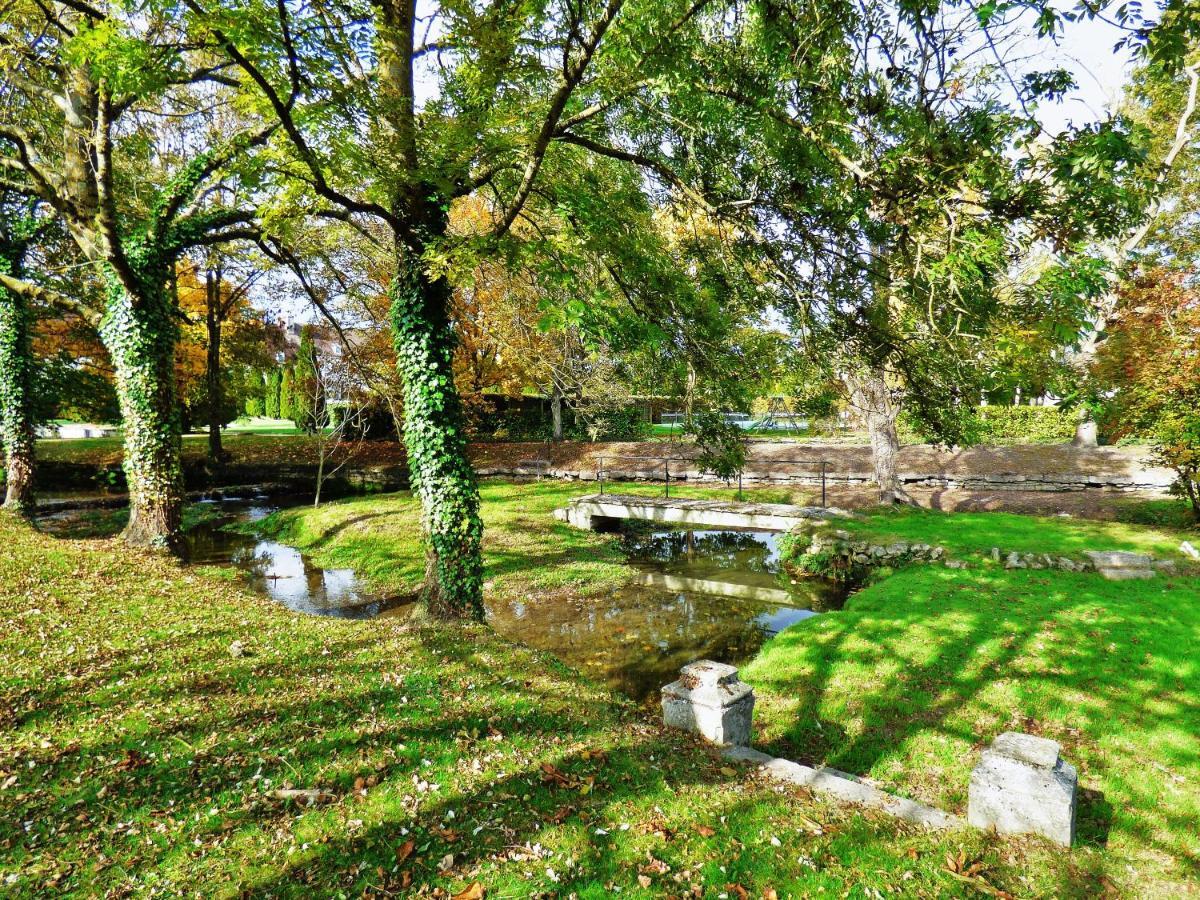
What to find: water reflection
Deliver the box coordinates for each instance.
[487,526,845,702]
[181,500,410,619]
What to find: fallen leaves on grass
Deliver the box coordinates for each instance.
[395,839,415,863]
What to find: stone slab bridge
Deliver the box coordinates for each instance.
[553,492,853,533]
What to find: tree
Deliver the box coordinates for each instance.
[1095,269,1200,518]
[0,192,39,514]
[265,369,283,419]
[280,368,295,426]
[289,326,326,434]
[193,0,735,617]
[0,2,269,548]
[175,256,276,460]
[668,0,1161,500]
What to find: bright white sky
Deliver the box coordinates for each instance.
[1028,14,1132,135]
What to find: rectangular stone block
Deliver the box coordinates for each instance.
[662,660,754,746]
[968,731,1077,847]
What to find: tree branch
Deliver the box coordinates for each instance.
[494,0,626,237]
[0,271,101,327]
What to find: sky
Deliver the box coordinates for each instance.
[1029,14,1133,135]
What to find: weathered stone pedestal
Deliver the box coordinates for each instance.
[661,661,754,746]
[968,732,1077,846]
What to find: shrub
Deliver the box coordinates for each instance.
[973,405,1076,444]
[683,410,747,481]
[901,405,1075,445]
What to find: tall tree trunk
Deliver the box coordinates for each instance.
[847,370,911,505]
[0,261,35,516]
[390,240,484,620]
[205,269,225,464]
[99,274,184,550]
[551,383,564,442]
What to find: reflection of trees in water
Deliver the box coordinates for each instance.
[487,587,791,702]
[620,528,780,575]
[186,520,332,604]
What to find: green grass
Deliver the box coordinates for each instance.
[5,487,1200,896]
[2,504,1093,899]
[826,505,1197,563]
[248,481,831,598]
[743,563,1200,896]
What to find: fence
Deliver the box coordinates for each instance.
[596,454,831,507]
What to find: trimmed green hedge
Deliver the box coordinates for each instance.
[973,405,1076,444]
[902,405,1076,445]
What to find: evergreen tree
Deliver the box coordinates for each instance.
[265,369,282,419]
[280,367,294,426]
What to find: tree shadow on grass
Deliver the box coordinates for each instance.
[745,565,1200,875]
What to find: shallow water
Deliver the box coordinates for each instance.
[490,526,845,700]
[181,499,410,619]
[41,497,845,702]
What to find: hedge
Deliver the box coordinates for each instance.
[901,405,1077,446]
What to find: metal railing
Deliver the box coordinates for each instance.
[596,454,831,507]
[514,452,550,480]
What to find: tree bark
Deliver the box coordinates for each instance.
[99,277,184,550]
[390,229,484,620]
[846,370,911,505]
[0,265,35,516]
[551,383,564,441]
[205,269,225,464]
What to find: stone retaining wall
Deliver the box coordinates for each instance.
[472,441,1176,493]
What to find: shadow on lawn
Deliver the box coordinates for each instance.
[2,566,1169,898]
[747,565,1199,872]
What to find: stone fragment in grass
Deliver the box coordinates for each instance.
[1097,567,1155,581]
[1084,550,1153,569]
[661,660,754,747]
[968,732,1076,847]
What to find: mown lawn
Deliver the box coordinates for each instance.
[4,487,1199,896]
[744,513,1200,897]
[824,505,1197,563]
[247,480,829,599]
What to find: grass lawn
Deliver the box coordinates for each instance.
[823,505,1198,564]
[743,561,1200,896]
[4,486,1199,896]
[35,431,322,469]
[246,480,832,598]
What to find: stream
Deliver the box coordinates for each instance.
[41,495,847,702]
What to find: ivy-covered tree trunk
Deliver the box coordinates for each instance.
[0,259,35,516]
[390,243,484,620]
[99,273,184,550]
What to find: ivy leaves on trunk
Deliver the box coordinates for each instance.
[0,205,37,516]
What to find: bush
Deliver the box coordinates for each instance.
[974,406,1076,444]
[573,404,651,442]
[901,405,1075,445]
[469,402,651,442]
